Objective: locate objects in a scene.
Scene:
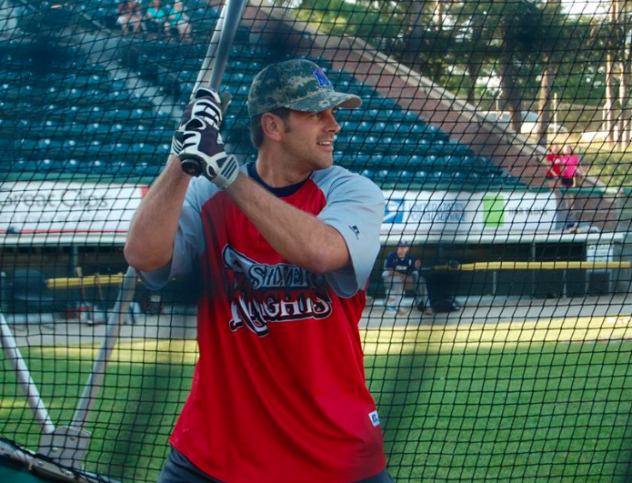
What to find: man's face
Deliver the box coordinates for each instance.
[397,246,410,258]
[277,107,341,171]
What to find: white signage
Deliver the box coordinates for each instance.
[0,181,145,234]
[587,244,613,265]
[382,190,557,236]
[0,183,558,239]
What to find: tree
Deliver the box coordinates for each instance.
[534,0,563,146]
[400,1,425,69]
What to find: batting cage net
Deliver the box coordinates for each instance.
[1,0,632,481]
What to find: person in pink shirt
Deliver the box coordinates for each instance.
[559,145,582,187]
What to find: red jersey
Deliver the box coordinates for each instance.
[142,165,386,483]
[546,153,562,178]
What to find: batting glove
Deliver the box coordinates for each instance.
[172,87,238,189]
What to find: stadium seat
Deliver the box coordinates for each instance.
[348,153,373,168]
[414,170,429,182]
[90,159,109,174]
[410,123,428,135]
[133,162,162,177]
[396,170,415,182]
[36,159,55,171]
[375,169,391,182]
[156,143,171,155]
[108,160,134,175]
[360,168,375,180]
[232,60,263,73]
[10,158,29,172]
[63,159,81,172]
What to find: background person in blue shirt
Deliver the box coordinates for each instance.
[382,241,422,315]
[145,0,169,35]
[167,1,192,43]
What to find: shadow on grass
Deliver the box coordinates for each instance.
[3,340,632,482]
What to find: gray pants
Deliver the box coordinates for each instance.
[382,271,430,310]
[158,447,395,483]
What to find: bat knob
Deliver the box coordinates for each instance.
[181,159,203,177]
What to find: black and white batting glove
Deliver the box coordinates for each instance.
[172,87,238,189]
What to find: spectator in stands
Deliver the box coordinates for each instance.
[117,0,143,35]
[382,241,420,316]
[167,1,192,43]
[546,143,562,181]
[560,144,584,188]
[558,144,588,217]
[145,0,169,36]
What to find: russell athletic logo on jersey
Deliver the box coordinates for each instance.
[222,246,333,337]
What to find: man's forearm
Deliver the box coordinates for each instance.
[225,173,350,274]
[124,158,191,271]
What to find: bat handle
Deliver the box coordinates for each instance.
[181,159,203,177]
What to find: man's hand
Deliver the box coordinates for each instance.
[171,87,239,189]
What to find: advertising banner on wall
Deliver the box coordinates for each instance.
[0,183,557,240]
[382,190,558,236]
[0,181,145,234]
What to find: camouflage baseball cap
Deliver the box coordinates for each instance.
[247,59,362,118]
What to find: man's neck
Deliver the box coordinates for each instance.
[255,153,312,188]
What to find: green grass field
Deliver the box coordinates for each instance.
[2,325,632,483]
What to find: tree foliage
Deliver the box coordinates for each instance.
[286,0,632,137]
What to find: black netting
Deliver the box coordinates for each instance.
[1,0,632,482]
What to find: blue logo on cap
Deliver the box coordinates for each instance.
[312,68,331,87]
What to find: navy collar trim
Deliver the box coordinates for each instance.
[247,162,310,197]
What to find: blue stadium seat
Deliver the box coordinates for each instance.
[11,158,29,172]
[233,60,263,73]
[381,122,402,133]
[62,159,81,172]
[0,69,28,83]
[407,155,424,167]
[348,153,373,167]
[430,138,447,153]
[0,83,38,101]
[457,155,475,167]
[398,170,415,182]
[357,121,378,132]
[57,122,90,137]
[375,169,390,182]
[410,123,428,135]
[36,159,55,172]
[360,168,375,180]
[157,143,171,155]
[90,159,109,174]
[130,142,152,154]
[414,170,429,182]
[133,162,162,177]
[108,160,134,175]
[454,171,481,184]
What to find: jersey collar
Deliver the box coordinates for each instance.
[247,163,310,198]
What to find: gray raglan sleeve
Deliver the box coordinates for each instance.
[317,173,384,298]
[138,178,214,290]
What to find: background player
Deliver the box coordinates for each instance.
[382,240,416,315]
[124,59,393,483]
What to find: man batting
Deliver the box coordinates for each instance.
[125,59,392,483]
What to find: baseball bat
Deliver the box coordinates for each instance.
[195,0,249,92]
[69,0,249,438]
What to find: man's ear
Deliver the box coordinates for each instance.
[261,112,285,142]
